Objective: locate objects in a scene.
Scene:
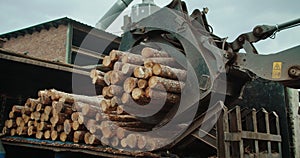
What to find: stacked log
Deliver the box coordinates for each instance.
[3,47,186,151]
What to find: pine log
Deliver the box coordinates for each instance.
[141,47,170,58]
[16,126,27,136]
[50,113,68,126]
[102,56,113,69]
[86,119,97,134]
[44,130,51,139]
[16,117,24,127]
[101,99,116,113]
[32,111,41,121]
[121,53,144,65]
[144,57,180,69]
[36,131,43,139]
[100,121,117,138]
[10,128,16,136]
[120,138,127,148]
[121,93,135,105]
[116,105,128,115]
[123,77,138,93]
[89,134,101,145]
[72,121,86,131]
[133,66,152,79]
[110,70,127,85]
[37,122,52,131]
[22,114,30,123]
[104,71,112,86]
[148,76,184,94]
[102,86,112,98]
[137,79,148,89]
[121,63,137,75]
[137,135,147,150]
[131,88,150,104]
[2,127,9,135]
[63,119,73,135]
[90,69,105,79]
[153,63,187,80]
[113,62,124,71]
[126,133,137,149]
[48,89,104,105]
[111,96,120,108]
[38,90,52,105]
[101,136,110,146]
[108,85,123,97]
[44,106,52,116]
[27,126,36,136]
[36,103,45,112]
[116,127,126,139]
[95,113,104,122]
[109,50,125,62]
[107,114,139,122]
[81,104,101,117]
[51,130,58,141]
[56,125,64,133]
[12,105,23,114]
[110,136,119,147]
[59,132,69,142]
[25,98,39,111]
[27,121,34,127]
[145,88,181,105]
[73,131,86,143]
[21,107,31,115]
[92,75,106,87]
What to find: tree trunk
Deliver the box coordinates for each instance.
[73,131,86,143]
[121,53,144,65]
[134,66,152,79]
[121,63,137,75]
[137,79,148,89]
[110,70,126,85]
[123,77,138,93]
[144,58,181,69]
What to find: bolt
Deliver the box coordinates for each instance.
[289,67,300,78]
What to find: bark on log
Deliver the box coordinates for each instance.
[108,85,123,97]
[116,105,128,115]
[148,76,184,94]
[21,107,31,115]
[121,53,144,65]
[22,114,30,123]
[72,121,86,131]
[56,125,64,133]
[145,88,181,105]
[10,128,16,136]
[92,75,106,87]
[16,126,27,136]
[121,63,137,75]
[102,86,112,98]
[123,77,138,93]
[50,113,68,126]
[25,98,39,111]
[38,90,52,105]
[110,70,126,85]
[144,58,180,69]
[81,104,101,117]
[37,122,52,131]
[153,63,187,80]
[113,62,124,71]
[141,47,170,58]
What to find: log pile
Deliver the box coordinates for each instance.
[2,47,187,151]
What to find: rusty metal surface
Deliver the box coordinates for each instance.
[1,136,160,158]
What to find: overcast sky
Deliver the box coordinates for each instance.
[0,0,299,54]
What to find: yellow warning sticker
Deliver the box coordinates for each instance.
[272,62,282,79]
